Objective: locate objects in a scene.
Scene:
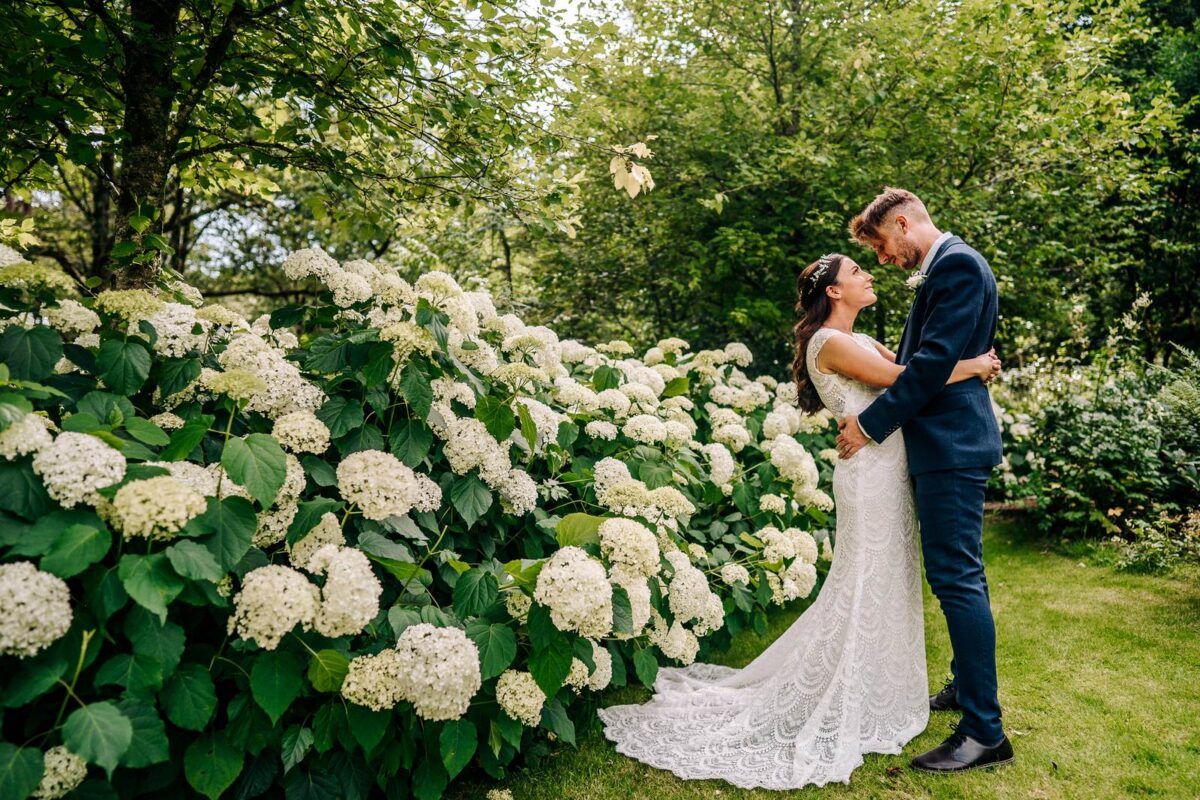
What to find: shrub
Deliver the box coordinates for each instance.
[0,244,836,800]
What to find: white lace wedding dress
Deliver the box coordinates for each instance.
[596,327,929,789]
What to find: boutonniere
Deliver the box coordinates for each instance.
[905,272,927,291]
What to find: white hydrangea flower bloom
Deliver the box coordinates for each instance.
[719,563,751,586]
[273,411,331,454]
[657,337,689,354]
[306,545,382,638]
[112,476,208,541]
[648,611,699,664]
[228,565,320,650]
[598,518,661,578]
[498,468,537,516]
[621,413,667,444]
[326,271,373,307]
[496,669,546,727]
[253,501,298,548]
[511,396,567,453]
[146,460,217,498]
[759,493,787,514]
[336,450,425,520]
[504,590,532,620]
[394,623,482,720]
[288,512,346,570]
[282,247,340,281]
[0,562,73,658]
[584,420,618,440]
[664,550,720,630]
[148,411,185,431]
[45,300,99,339]
[32,745,87,800]
[341,649,405,711]
[712,422,751,453]
[32,432,126,508]
[533,546,612,638]
[595,388,632,418]
[762,434,820,491]
[143,302,209,357]
[0,413,53,460]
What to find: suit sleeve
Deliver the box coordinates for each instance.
[857,254,987,442]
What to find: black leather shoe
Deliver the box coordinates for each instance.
[929,679,962,712]
[910,728,1014,773]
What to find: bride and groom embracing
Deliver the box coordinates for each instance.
[597,187,1014,789]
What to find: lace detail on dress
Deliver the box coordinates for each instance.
[596,327,929,789]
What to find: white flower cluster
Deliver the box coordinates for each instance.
[336,450,440,520]
[0,412,52,460]
[228,565,320,650]
[288,512,345,569]
[111,476,207,541]
[496,669,546,727]
[218,333,325,418]
[766,560,818,604]
[598,518,661,577]
[143,302,209,357]
[306,545,382,638]
[759,525,819,565]
[663,550,724,636]
[282,247,340,281]
[762,434,820,493]
[511,396,568,454]
[272,411,331,454]
[341,649,404,711]
[46,300,99,339]
[719,563,751,586]
[533,546,612,638]
[564,638,613,693]
[31,432,126,508]
[621,413,667,444]
[0,562,73,658]
[701,442,737,495]
[504,589,532,620]
[759,493,787,514]
[647,609,700,664]
[391,623,482,720]
[584,420,618,440]
[32,745,87,800]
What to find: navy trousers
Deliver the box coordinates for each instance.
[912,466,1004,745]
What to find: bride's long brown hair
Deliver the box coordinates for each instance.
[791,253,847,413]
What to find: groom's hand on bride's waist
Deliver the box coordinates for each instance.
[836,415,870,459]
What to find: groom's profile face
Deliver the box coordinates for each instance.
[866,219,922,270]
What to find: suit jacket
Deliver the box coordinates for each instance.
[857,235,1003,475]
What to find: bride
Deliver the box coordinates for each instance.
[596,253,1001,789]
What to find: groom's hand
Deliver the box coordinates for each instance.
[836,416,868,459]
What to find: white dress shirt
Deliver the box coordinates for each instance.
[852,231,952,443]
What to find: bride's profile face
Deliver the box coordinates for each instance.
[828,259,876,309]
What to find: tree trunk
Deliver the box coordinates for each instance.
[114,0,183,288]
[90,152,114,278]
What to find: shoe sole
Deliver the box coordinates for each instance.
[911,756,1015,774]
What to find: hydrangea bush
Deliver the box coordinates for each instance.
[0,243,836,799]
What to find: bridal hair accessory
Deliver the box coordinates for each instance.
[809,254,837,284]
[905,272,927,291]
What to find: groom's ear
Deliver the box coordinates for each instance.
[893,213,909,234]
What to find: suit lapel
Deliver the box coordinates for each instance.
[896,235,961,363]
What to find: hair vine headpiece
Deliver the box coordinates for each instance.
[808,253,837,285]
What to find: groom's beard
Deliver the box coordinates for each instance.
[899,242,922,269]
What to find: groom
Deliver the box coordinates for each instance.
[834,187,1013,773]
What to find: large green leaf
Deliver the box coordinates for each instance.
[63,702,133,778]
[117,553,185,624]
[465,620,517,680]
[221,433,287,507]
[0,651,68,708]
[307,649,349,693]
[0,394,32,433]
[0,744,42,800]
[449,473,491,529]
[184,731,243,800]
[123,415,170,446]
[638,459,673,489]
[280,725,314,775]
[154,357,202,400]
[633,647,659,688]
[591,365,621,391]
[76,392,135,426]
[165,540,224,582]
[0,324,62,381]
[439,718,476,780]
[115,697,170,768]
[554,513,604,548]
[126,606,185,678]
[528,635,573,698]
[345,705,390,755]
[96,338,152,395]
[94,652,164,694]
[188,496,256,570]
[285,497,343,546]
[540,698,576,746]
[161,662,217,731]
[611,584,634,634]
[158,414,213,461]
[516,402,537,451]
[662,376,690,397]
[316,396,363,439]
[397,359,432,417]
[473,396,515,441]
[0,458,53,521]
[251,649,305,725]
[388,417,433,467]
[40,523,110,578]
[452,568,498,617]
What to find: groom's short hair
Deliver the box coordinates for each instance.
[849,187,927,243]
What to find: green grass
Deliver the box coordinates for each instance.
[448,517,1200,800]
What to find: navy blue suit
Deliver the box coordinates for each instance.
[858,235,1005,745]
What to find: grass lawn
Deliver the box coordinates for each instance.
[448,517,1200,800]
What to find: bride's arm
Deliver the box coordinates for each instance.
[818,336,998,388]
[872,341,897,363]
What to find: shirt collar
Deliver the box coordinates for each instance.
[919,231,953,275]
